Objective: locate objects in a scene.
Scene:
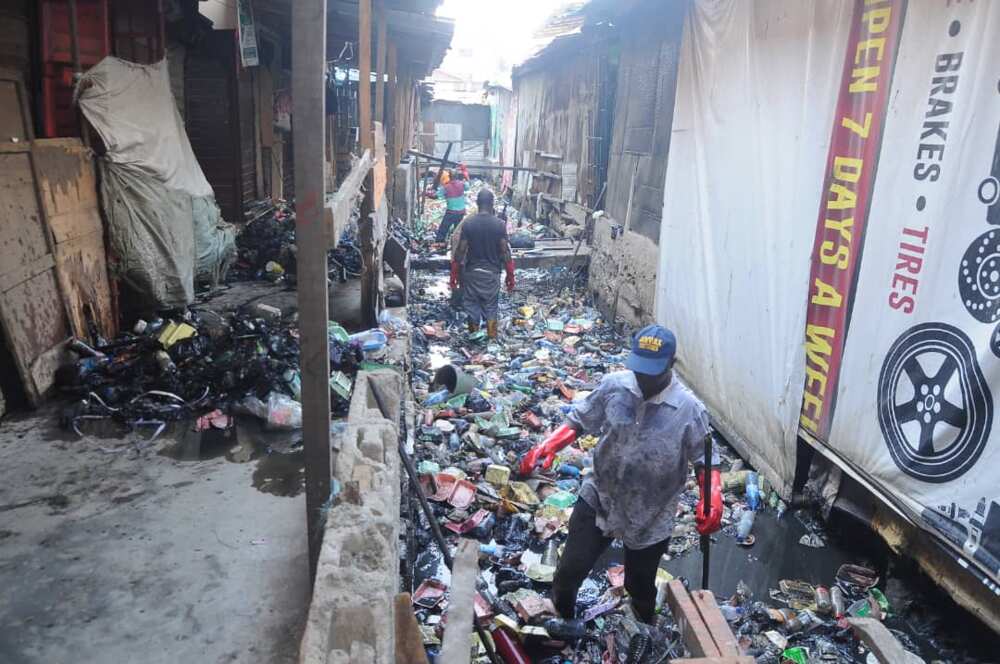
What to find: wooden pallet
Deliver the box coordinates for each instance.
[664,580,754,663]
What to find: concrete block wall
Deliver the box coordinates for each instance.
[299,369,404,664]
[588,215,659,328]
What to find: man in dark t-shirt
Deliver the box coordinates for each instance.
[450,188,515,338]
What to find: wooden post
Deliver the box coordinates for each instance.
[386,42,397,163]
[292,0,331,580]
[375,3,387,125]
[358,0,373,153]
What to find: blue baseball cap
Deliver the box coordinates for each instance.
[626,325,677,375]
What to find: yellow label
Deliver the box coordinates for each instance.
[638,335,663,352]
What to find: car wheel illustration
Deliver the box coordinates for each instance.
[877,323,992,483]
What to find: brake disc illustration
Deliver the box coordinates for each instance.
[958,230,1000,324]
[877,322,992,483]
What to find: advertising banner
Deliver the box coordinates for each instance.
[659,0,1000,593]
[821,0,1000,591]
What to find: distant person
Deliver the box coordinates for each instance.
[450,188,515,338]
[430,163,470,243]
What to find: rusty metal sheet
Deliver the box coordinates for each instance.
[33,138,117,339]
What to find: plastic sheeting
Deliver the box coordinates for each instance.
[656,0,854,496]
[78,57,235,308]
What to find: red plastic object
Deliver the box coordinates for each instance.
[491,626,530,664]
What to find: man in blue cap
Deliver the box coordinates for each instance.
[519,324,723,624]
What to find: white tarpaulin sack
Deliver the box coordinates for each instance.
[77,57,235,308]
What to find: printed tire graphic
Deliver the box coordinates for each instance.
[959,230,1000,323]
[877,323,992,483]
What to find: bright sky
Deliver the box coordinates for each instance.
[435,0,575,85]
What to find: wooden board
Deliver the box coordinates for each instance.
[438,539,479,664]
[33,138,116,340]
[665,580,721,658]
[394,593,430,664]
[0,73,72,405]
[690,590,739,656]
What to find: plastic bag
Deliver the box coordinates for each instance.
[266,392,302,429]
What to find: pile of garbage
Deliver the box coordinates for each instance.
[403,268,929,663]
[230,198,365,285]
[56,303,403,437]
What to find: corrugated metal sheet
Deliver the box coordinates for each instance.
[426,101,490,140]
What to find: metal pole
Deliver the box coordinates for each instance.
[292,0,331,580]
[701,433,713,590]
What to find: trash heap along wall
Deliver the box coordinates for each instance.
[658,0,1000,602]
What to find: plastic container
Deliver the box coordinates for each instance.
[349,328,388,353]
[736,509,756,543]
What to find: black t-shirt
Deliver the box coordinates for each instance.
[459,212,507,271]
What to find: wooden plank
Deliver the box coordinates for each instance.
[33,139,116,339]
[325,148,373,247]
[411,240,589,271]
[668,658,755,663]
[358,0,373,153]
[375,2,387,124]
[690,590,739,656]
[394,593,430,664]
[439,540,480,664]
[847,618,925,664]
[386,42,397,160]
[406,149,534,172]
[664,580,721,658]
[292,0,331,580]
[373,121,387,203]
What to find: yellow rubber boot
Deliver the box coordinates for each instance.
[487,320,498,339]
[467,320,479,333]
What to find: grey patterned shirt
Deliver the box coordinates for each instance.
[568,371,711,549]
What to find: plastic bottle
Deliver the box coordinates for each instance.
[348,328,388,353]
[557,463,581,478]
[830,586,846,617]
[815,586,832,615]
[423,388,450,406]
[154,350,176,373]
[448,432,461,451]
[736,509,755,543]
[745,471,761,511]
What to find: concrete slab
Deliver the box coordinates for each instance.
[0,407,310,664]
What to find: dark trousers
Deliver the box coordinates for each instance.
[552,498,670,623]
[436,210,464,242]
